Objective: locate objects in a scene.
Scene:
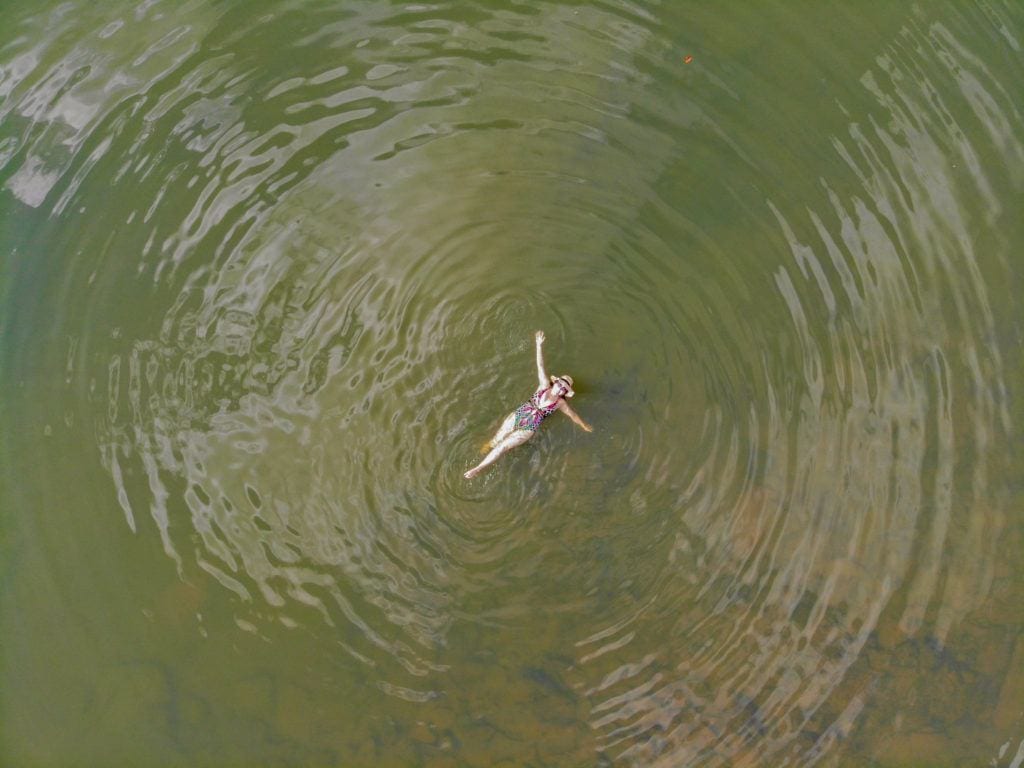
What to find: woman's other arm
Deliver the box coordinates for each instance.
[557,400,593,432]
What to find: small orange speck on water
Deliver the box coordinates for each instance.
[684,55,694,64]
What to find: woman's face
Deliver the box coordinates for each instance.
[552,379,569,397]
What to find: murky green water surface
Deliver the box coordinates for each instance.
[2,1,1022,766]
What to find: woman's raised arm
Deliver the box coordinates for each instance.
[534,330,548,388]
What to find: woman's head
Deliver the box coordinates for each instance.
[550,374,575,398]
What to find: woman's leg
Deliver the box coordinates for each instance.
[465,430,533,478]
[484,412,518,451]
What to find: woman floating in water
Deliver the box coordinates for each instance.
[464,330,593,479]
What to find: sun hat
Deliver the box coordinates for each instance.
[550,374,575,397]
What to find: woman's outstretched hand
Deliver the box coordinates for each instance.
[535,330,545,344]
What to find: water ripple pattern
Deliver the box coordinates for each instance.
[2,0,1021,765]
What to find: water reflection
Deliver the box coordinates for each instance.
[573,10,1020,766]
[1,0,1021,765]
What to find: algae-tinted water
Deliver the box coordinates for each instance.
[2,2,1022,766]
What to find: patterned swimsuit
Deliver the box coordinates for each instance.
[513,388,559,432]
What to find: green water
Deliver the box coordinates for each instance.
[2,1,1022,766]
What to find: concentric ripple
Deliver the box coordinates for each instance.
[2,0,1022,765]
